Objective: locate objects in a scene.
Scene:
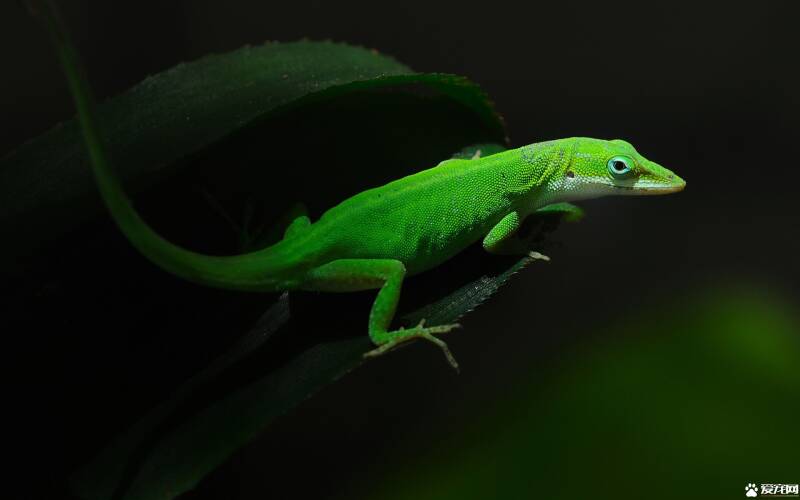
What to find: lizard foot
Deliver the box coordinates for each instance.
[364,319,461,372]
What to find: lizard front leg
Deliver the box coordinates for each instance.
[302,259,461,370]
[482,211,549,260]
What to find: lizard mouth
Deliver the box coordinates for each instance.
[612,178,686,195]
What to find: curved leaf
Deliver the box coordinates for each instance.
[0,40,504,270]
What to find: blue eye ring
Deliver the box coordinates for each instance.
[607,156,633,178]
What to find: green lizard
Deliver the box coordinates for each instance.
[45,6,685,371]
[87,137,685,370]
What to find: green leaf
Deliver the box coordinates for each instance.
[0,39,504,271]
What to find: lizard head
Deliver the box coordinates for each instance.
[552,137,686,201]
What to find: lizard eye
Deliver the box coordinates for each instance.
[607,156,633,178]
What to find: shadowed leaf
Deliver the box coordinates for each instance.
[69,206,577,500]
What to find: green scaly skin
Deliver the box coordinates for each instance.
[43,2,685,370]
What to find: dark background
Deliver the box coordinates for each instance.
[2,1,799,499]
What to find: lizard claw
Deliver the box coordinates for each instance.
[363,320,462,372]
[528,251,550,261]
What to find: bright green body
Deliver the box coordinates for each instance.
[270,147,532,282]
[141,148,528,291]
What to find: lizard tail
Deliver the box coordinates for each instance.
[43,1,287,291]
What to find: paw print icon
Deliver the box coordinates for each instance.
[746,483,758,497]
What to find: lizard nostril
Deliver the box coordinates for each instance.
[566,171,575,179]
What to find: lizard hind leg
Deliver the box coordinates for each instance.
[302,258,461,371]
[246,202,310,250]
[283,214,311,240]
